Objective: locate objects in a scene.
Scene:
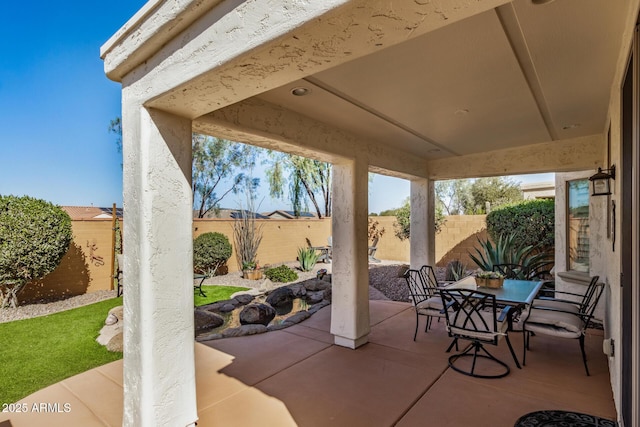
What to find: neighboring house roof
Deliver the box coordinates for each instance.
[521,181,556,200]
[230,210,270,219]
[264,210,316,219]
[62,206,123,220]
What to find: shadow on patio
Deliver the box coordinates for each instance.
[0,300,615,427]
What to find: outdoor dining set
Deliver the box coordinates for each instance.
[404,265,604,379]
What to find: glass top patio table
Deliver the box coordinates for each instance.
[446,275,543,306]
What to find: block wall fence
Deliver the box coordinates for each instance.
[22,215,487,303]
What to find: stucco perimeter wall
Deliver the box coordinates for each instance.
[24,215,488,301]
[362,215,487,268]
[435,215,488,269]
[20,220,116,304]
[193,218,332,272]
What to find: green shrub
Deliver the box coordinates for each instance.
[297,247,319,272]
[0,195,72,308]
[193,232,232,276]
[265,265,299,283]
[486,199,554,251]
[393,198,446,241]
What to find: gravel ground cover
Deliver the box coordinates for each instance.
[0,290,118,324]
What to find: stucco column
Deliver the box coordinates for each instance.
[121,103,197,427]
[330,157,370,349]
[410,178,435,268]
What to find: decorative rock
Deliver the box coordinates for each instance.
[305,291,325,304]
[194,309,224,332]
[222,324,267,337]
[308,300,330,314]
[283,310,311,325]
[234,294,255,305]
[239,303,276,326]
[219,303,237,313]
[201,298,239,312]
[105,306,123,326]
[288,283,307,298]
[267,323,290,331]
[196,333,223,342]
[106,333,123,352]
[265,287,294,307]
[196,277,336,341]
[97,305,124,351]
[304,279,330,291]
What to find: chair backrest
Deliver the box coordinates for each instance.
[439,288,500,343]
[404,269,432,306]
[580,278,604,324]
[492,264,530,280]
[419,265,439,291]
[578,275,600,313]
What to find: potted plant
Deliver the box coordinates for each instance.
[474,270,505,289]
[241,261,263,280]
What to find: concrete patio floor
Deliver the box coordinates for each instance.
[0,300,615,426]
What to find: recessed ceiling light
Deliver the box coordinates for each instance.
[291,87,310,96]
[562,123,581,130]
[531,0,556,5]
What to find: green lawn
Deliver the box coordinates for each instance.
[0,297,124,405]
[194,285,249,306]
[0,285,249,405]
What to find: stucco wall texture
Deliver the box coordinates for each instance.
[25,215,488,302]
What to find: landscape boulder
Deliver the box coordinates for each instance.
[304,279,330,292]
[194,309,224,332]
[265,287,295,307]
[239,303,276,326]
[97,305,124,352]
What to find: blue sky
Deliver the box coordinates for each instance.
[0,2,552,214]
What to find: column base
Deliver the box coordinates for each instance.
[334,334,369,349]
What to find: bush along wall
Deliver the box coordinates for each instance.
[486,199,555,252]
[0,195,72,308]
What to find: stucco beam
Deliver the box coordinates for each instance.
[107,0,510,118]
[193,98,427,178]
[426,134,605,180]
[101,0,226,80]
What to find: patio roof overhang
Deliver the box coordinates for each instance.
[102,0,636,178]
[101,0,640,425]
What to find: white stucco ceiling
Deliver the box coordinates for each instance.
[255,0,629,160]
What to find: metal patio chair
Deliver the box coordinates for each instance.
[522,278,605,375]
[439,288,521,379]
[403,268,445,340]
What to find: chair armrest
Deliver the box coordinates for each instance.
[528,304,589,321]
[497,305,514,323]
[440,299,458,314]
[538,290,584,299]
[535,296,581,307]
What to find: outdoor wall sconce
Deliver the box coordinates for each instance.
[589,165,616,196]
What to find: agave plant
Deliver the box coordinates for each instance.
[469,233,552,279]
[446,260,468,281]
[298,247,319,272]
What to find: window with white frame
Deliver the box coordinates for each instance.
[567,179,590,272]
